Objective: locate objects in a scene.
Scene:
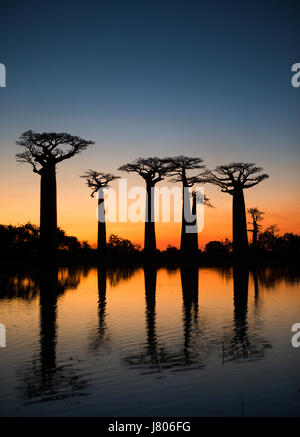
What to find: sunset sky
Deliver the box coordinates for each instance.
[0,0,299,249]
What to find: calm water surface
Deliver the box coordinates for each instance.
[0,265,299,417]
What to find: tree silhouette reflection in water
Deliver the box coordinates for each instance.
[123,265,209,372]
[96,266,108,345]
[2,264,298,409]
[123,265,185,372]
[222,266,272,363]
[123,265,275,373]
[180,264,199,366]
[16,267,90,404]
[88,265,139,351]
[88,266,109,352]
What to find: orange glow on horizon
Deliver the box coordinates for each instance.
[0,161,299,250]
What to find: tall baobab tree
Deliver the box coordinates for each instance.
[119,157,172,255]
[81,170,119,252]
[206,163,269,254]
[16,130,94,259]
[165,156,210,252]
[247,207,264,248]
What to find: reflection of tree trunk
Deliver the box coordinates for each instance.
[252,222,258,248]
[40,165,57,259]
[252,269,259,308]
[232,187,248,254]
[39,268,58,374]
[97,196,106,252]
[144,183,156,254]
[232,265,249,355]
[180,265,199,363]
[17,267,90,402]
[97,266,107,340]
[144,266,157,358]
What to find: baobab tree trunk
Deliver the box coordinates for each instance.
[144,183,156,255]
[232,187,248,254]
[180,187,197,252]
[97,194,106,252]
[252,222,258,248]
[40,165,57,260]
[190,191,198,252]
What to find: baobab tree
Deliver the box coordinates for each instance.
[205,163,269,254]
[119,157,172,254]
[247,207,264,248]
[165,155,210,252]
[16,130,94,259]
[81,170,119,252]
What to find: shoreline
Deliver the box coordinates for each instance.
[1,251,299,272]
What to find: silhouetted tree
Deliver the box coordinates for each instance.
[258,224,279,251]
[247,207,264,248]
[164,244,179,254]
[257,225,300,254]
[16,131,94,259]
[165,156,210,252]
[0,223,90,257]
[205,239,232,254]
[0,223,39,255]
[81,170,119,252]
[57,227,91,252]
[206,163,269,254]
[119,157,172,254]
[107,234,141,252]
[280,233,300,255]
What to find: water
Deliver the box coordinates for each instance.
[0,265,299,417]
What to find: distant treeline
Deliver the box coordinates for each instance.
[1,223,299,257]
[0,223,141,256]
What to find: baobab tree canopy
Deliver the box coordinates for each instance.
[165,155,206,185]
[16,130,94,174]
[165,155,211,204]
[247,207,265,224]
[118,157,173,185]
[81,169,119,197]
[206,162,269,194]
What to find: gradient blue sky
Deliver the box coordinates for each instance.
[0,0,299,247]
